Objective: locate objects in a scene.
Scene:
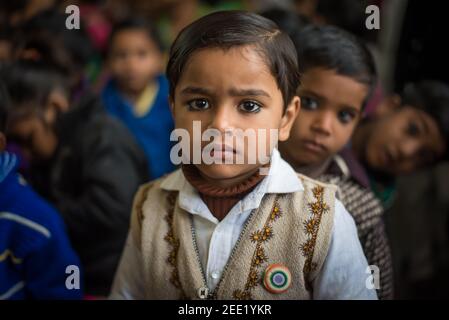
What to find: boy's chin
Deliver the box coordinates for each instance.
[197,163,259,182]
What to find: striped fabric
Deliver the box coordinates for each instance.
[319,173,394,300]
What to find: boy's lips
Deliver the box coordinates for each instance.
[300,139,327,154]
[210,144,236,152]
[209,144,237,158]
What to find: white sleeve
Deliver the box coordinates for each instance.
[109,232,146,300]
[312,199,378,300]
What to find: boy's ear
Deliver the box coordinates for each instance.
[169,95,175,118]
[44,89,70,124]
[374,94,401,118]
[279,96,301,141]
[0,133,6,152]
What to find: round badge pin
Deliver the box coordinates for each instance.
[263,263,292,294]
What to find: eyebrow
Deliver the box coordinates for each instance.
[228,88,271,98]
[180,86,271,98]
[180,87,212,96]
[340,105,361,114]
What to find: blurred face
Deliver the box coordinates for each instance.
[171,46,299,187]
[108,29,162,94]
[6,90,67,164]
[363,106,445,175]
[279,68,367,167]
[7,114,58,164]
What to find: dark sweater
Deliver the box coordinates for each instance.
[28,94,148,296]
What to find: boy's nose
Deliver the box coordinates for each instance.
[209,105,234,133]
[310,112,333,136]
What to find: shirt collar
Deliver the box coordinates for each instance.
[160,148,303,219]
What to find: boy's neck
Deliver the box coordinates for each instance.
[120,79,157,104]
[198,166,262,189]
[295,157,333,179]
[182,164,267,221]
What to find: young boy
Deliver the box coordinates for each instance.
[102,17,175,180]
[2,61,148,296]
[0,80,82,300]
[278,25,393,299]
[111,11,376,300]
[351,81,449,208]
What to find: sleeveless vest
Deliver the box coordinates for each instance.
[130,172,336,300]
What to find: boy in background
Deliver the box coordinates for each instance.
[102,18,174,180]
[2,61,148,296]
[1,80,82,300]
[279,25,393,299]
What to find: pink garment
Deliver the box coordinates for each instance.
[79,4,112,53]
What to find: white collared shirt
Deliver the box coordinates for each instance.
[111,149,378,300]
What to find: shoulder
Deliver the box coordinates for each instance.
[1,180,66,250]
[8,176,64,229]
[157,74,169,92]
[76,107,145,159]
[297,173,338,192]
[129,171,180,246]
[320,174,384,234]
[132,171,181,219]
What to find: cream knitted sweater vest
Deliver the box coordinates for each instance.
[130,172,336,300]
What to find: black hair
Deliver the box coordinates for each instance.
[0,61,68,121]
[292,24,377,109]
[259,8,310,40]
[108,17,163,53]
[166,10,300,110]
[314,0,377,43]
[16,8,95,71]
[400,80,449,159]
[0,79,10,132]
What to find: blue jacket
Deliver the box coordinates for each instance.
[0,152,82,300]
[102,75,175,180]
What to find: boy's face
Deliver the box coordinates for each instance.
[363,105,445,175]
[7,114,58,164]
[280,67,366,167]
[171,46,299,186]
[5,90,68,164]
[109,29,162,94]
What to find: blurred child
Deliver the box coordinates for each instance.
[2,61,148,296]
[102,17,175,180]
[352,80,449,206]
[278,25,393,299]
[14,9,97,101]
[111,11,376,300]
[0,80,82,300]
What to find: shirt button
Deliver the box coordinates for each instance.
[211,271,219,279]
[197,286,209,299]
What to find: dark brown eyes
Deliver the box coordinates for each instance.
[406,121,420,137]
[301,96,355,124]
[186,99,261,113]
[187,99,210,111]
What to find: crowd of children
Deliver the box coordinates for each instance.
[1,0,448,300]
